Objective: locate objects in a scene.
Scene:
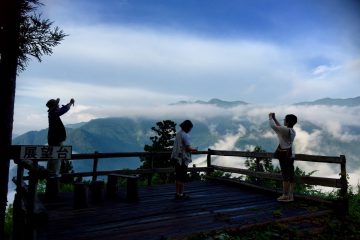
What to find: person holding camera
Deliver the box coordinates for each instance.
[45,97,75,197]
[269,112,297,202]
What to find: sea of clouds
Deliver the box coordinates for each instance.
[8,102,360,205]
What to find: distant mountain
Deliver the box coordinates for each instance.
[66,122,87,129]
[171,98,248,108]
[12,118,219,172]
[12,115,360,173]
[295,96,360,106]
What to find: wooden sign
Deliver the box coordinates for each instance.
[19,145,72,160]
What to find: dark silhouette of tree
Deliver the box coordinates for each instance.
[245,146,274,172]
[140,120,176,183]
[141,120,177,168]
[0,0,66,236]
[60,159,75,184]
[245,145,277,186]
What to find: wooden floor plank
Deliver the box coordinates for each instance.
[38,180,332,240]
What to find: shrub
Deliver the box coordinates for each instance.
[4,204,13,240]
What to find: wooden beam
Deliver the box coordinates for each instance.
[212,165,341,188]
[60,167,211,178]
[209,150,342,164]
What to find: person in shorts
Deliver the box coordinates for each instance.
[269,112,297,202]
[171,120,197,199]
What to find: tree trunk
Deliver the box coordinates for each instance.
[0,0,21,238]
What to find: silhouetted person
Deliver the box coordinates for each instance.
[171,120,197,199]
[269,112,297,202]
[46,98,75,198]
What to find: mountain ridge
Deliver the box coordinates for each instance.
[12,114,360,172]
[171,96,360,107]
[294,96,360,106]
[171,98,248,107]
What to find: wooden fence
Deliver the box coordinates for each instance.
[10,148,348,240]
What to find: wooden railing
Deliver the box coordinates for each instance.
[207,150,348,206]
[11,148,348,240]
[67,149,347,196]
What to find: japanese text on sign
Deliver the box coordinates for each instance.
[20,145,72,160]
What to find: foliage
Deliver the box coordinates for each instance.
[59,183,74,192]
[292,167,317,194]
[37,179,46,192]
[140,120,177,183]
[189,164,204,181]
[210,170,232,178]
[244,145,316,193]
[244,145,278,186]
[245,146,274,173]
[349,185,360,223]
[60,160,75,184]
[17,0,67,72]
[146,120,176,150]
[4,205,13,240]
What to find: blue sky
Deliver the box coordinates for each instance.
[14,0,360,134]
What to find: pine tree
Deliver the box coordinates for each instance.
[0,1,66,236]
[141,120,177,168]
[140,120,176,183]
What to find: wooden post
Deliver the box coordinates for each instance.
[147,155,153,186]
[106,174,118,199]
[26,160,38,240]
[12,161,25,240]
[74,182,88,209]
[45,176,59,200]
[206,149,213,176]
[255,157,261,184]
[339,155,348,215]
[90,180,104,204]
[92,151,99,183]
[106,174,139,201]
[127,177,138,202]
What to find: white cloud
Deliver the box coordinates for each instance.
[16,78,190,106]
[312,64,341,77]
[193,125,247,168]
[294,127,323,154]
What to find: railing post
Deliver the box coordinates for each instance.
[13,160,26,240]
[206,148,213,176]
[26,160,38,240]
[255,157,261,184]
[339,155,348,215]
[147,155,153,186]
[92,151,99,183]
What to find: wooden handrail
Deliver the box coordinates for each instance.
[212,165,342,188]
[13,149,346,191]
[209,150,343,164]
[61,167,211,178]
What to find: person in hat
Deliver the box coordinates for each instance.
[46,98,75,147]
[171,120,197,200]
[46,98,75,197]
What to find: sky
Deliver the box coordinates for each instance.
[13,0,360,135]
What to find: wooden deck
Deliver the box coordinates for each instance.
[37,180,333,240]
